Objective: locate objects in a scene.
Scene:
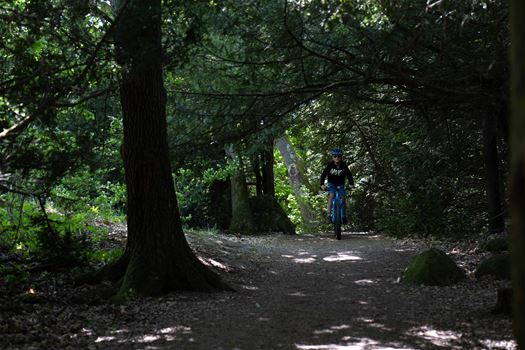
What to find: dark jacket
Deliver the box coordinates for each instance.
[320,161,354,187]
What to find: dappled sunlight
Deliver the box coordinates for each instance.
[406,326,462,349]
[92,328,130,343]
[296,338,416,350]
[134,326,192,344]
[295,257,317,263]
[479,339,517,348]
[282,253,318,264]
[241,284,259,290]
[323,252,362,262]
[91,325,193,345]
[197,256,232,272]
[392,248,416,253]
[297,251,314,256]
[353,279,377,285]
[314,325,351,335]
[353,318,393,332]
[281,249,363,264]
[80,328,94,336]
[348,231,371,235]
[95,335,117,343]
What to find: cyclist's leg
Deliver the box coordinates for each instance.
[327,192,335,214]
[327,183,335,222]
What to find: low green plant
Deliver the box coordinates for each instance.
[87,247,124,265]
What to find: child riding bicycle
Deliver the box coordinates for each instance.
[320,148,354,224]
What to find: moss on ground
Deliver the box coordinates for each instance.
[482,237,509,253]
[401,248,466,286]
[475,253,511,280]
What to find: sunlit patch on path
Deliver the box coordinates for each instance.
[296,338,418,350]
[322,252,362,262]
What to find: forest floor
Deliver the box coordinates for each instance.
[0,226,517,349]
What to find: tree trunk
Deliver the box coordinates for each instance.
[252,154,263,196]
[275,136,317,231]
[226,145,255,234]
[208,179,231,230]
[107,0,228,296]
[510,1,525,346]
[482,111,505,233]
[261,144,276,196]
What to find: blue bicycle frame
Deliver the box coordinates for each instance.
[331,185,346,224]
[330,185,347,240]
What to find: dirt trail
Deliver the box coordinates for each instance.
[2,231,517,349]
[93,232,516,349]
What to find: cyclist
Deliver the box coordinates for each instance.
[320,148,354,224]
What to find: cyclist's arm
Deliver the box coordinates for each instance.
[320,164,330,188]
[345,165,355,187]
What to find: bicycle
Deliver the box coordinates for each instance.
[330,185,347,240]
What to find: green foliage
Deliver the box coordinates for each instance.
[0,191,115,268]
[87,247,124,265]
[30,213,90,267]
[1,263,30,284]
[175,162,235,229]
[273,150,301,226]
[52,168,127,220]
[0,0,511,242]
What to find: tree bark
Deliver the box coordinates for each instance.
[261,144,276,196]
[208,179,231,230]
[252,154,263,196]
[510,1,525,346]
[108,0,229,296]
[275,136,317,231]
[482,111,505,233]
[252,144,276,197]
[226,145,255,234]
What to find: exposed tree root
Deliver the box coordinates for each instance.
[74,252,129,286]
[76,249,233,300]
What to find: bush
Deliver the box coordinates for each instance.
[30,212,93,267]
[0,193,111,268]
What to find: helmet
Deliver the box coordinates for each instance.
[330,148,343,156]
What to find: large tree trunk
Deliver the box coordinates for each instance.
[261,144,276,196]
[275,136,317,231]
[252,143,276,196]
[208,179,231,230]
[482,111,505,233]
[107,0,228,296]
[226,145,255,234]
[252,154,263,196]
[510,1,525,346]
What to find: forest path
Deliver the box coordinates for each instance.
[91,231,514,350]
[4,231,515,349]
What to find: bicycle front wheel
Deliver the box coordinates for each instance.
[334,200,341,240]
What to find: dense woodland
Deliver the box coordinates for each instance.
[0,0,524,348]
